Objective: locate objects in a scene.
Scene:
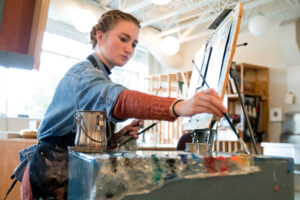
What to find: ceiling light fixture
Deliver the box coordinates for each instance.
[160,36,180,56]
[151,0,171,6]
[248,14,270,36]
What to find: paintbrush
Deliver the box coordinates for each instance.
[118,122,158,148]
[192,60,250,154]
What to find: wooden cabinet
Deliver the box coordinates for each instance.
[0,138,37,200]
[0,0,49,70]
[227,63,269,142]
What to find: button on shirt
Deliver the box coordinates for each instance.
[37,53,127,144]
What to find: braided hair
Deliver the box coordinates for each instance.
[90,10,140,49]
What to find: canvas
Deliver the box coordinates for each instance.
[183,2,243,131]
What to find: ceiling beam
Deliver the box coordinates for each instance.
[180,26,197,40]
[175,0,250,22]
[179,31,211,43]
[124,0,152,13]
[156,0,274,38]
[180,0,300,44]
[141,0,216,27]
[156,15,215,38]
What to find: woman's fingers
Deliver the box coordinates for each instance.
[129,126,141,132]
[112,120,143,143]
[175,88,227,117]
[128,131,139,139]
[126,120,143,139]
[195,91,227,116]
[127,127,140,139]
[202,88,222,100]
[129,120,140,127]
[194,99,223,117]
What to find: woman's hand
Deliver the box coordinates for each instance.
[114,120,143,141]
[173,88,227,117]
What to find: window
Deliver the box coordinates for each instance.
[0,32,148,119]
[111,58,148,91]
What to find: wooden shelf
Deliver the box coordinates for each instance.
[228,94,239,99]
[243,92,268,100]
[144,71,192,145]
[227,62,269,142]
[228,93,268,101]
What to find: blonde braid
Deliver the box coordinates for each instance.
[90,10,140,49]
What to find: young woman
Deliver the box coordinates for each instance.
[20,10,226,199]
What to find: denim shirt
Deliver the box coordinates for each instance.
[37,53,127,144]
[16,54,126,179]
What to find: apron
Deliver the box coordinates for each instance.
[29,140,70,199]
[29,55,115,199]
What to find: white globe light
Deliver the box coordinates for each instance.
[71,9,97,33]
[151,0,171,5]
[248,14,270,36]
[160,36,180,56]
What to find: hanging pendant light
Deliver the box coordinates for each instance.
[248,14,270,36]
[160,36,180,56]
[151,0,171,6]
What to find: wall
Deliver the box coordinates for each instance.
[286,66,300,113]
[0,117,39,132]
[235,24,288,142]
[148,53,180,76]
[179,11,300,142]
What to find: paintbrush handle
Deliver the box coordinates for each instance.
[118,122,157,148]
[192,60,250,154]
[124,120,143,136]
[223,112,250,154]
[223,112,239,139]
